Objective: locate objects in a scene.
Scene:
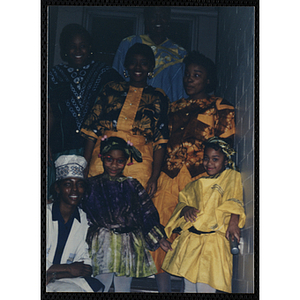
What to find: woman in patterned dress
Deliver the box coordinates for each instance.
[80,43,169,197]
[150,51,236,292]
[48,24,121,197]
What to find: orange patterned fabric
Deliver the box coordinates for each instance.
[161,96,235,179]
[80,82,169,188]
[150,96,235,274]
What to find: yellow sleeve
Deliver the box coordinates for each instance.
[215,170,246,232]
[164,180,199,238]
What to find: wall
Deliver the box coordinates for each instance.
[215,6,255,293]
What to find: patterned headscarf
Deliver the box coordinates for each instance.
[99,136,143,164]
[55,155,87,181]
[204,136,237,170]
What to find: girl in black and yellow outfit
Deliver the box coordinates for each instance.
[80,43,169,197]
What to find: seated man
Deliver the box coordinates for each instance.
[46,155,104,292]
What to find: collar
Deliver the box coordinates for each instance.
[102,172,129,183]
[52,201,81,223]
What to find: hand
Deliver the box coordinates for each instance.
[180,206,200,223]
[67,261,92,278]
[159,238,173,252]
[226,214,240,242]
[146,176,157,198]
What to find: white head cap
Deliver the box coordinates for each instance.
[54,155,87,181]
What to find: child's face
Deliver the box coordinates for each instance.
[102,149,127,177]
[55,178,86,207]
[203,147,228,176]
[127,54,153,87]
[183,63,210,99]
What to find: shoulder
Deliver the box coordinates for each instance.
[170,98,189,113]
[103,81,128,93]
[47,203,53,213]
[182,177,201,192]
[87,173,103,184]
[78,207,88,223]
[164,39,187,56]
[91,61,111,71]
[220,169,241,180]
[124,176,139,185]
[144,86,168,99]
[49,63,65,72]
[125,176,144,190]
[213,97,235,110]
[120,35,141,45]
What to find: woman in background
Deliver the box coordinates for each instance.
[150,51,236,292]
[48,23,121,197]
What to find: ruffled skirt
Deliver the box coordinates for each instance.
[90,227,157,278]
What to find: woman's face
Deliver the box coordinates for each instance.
[66,34,91,68]
[183,63,210,100]
[127,54,153,87]
[55,178,86,207]
[102,149,128,177]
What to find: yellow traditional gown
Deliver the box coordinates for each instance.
[150,96,235,273]
[161,169,246,293]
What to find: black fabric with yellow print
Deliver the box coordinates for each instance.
[81,81,169,150]
[161,96,235,179]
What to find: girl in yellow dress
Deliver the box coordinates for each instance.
[161,137,246,293]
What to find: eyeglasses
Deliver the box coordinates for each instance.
[102,155,127,166]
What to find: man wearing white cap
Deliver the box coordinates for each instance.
[46,155,104,292]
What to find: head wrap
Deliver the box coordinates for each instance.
[99,136,142,164]
[54,155,87,181]
[204,136,237,170]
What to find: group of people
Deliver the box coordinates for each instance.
[46,7,246,294]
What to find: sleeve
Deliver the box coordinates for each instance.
[163,181,198,238]
[215,98,236,140]
[152,89,170,151]
[73,213,92,266]
[132,179,166,251]
[80,84,112,142]
[215,171,246,232]
[48,68,70,118]
[99,66,123,86]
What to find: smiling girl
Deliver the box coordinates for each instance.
[82,136,171,292]
[161,137,246,293]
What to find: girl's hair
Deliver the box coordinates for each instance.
[100,137,130,159]
[183,51,218,93]
[100,136,143,163]
[124,43,155,70]
[59,23,92,61]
